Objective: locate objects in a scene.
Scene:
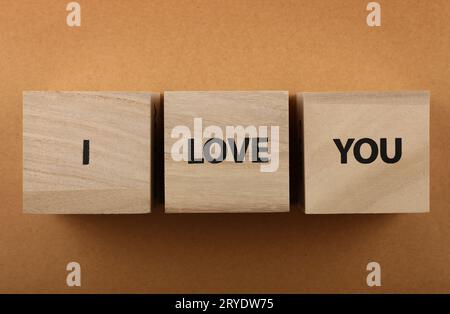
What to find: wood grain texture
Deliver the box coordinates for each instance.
[23,91,158,214]
[1,0,449,294]
[299,91,430,214]
[164,91,289,213]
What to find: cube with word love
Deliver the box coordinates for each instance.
[164,91,289,213]
[299,91,429,214]
[23,91,159,214]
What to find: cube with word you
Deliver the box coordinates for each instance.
[299,91,429,214]
[164,91,289,213]
[23,91,159,214]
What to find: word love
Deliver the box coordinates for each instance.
[334,137,402,164]
[171,118,280,172]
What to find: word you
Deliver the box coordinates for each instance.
[334,138,402,164]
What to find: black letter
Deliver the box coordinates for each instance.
[188,138,204,164]
[204,138,227,163]
[253,137,269,163]
[82,140,89,165]
[353,138,378,164]
[227,137,250,163]
[333,138,354,164]
[380,138,402,163]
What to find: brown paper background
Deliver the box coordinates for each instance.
[1,0,449,293]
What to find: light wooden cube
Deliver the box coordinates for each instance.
[164,91,289,213]
[23,91,159,214]
[299,91,429,214]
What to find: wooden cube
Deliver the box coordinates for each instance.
[23,91,159,214]
[164,91,289,213]
[299,91,429,214]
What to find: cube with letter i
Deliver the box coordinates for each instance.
[23,91,159,214]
